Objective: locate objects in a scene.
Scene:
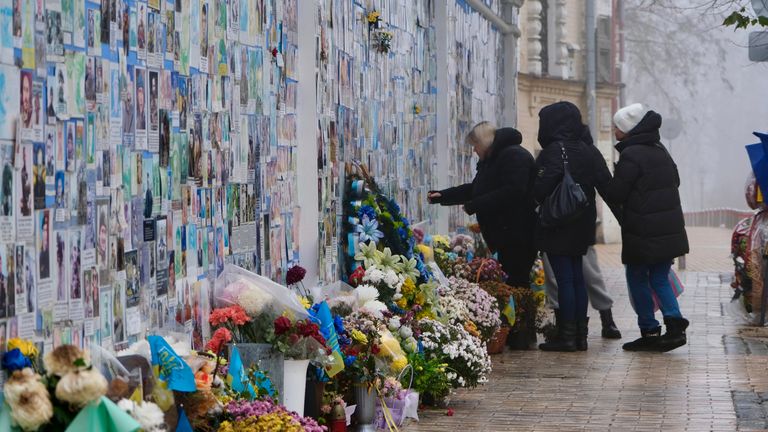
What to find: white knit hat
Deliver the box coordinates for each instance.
[613,103,650,133]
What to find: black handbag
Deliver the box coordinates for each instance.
[540,144,590,227]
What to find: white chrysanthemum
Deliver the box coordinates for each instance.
[354,284,380,305]
[362,300,388,319]
[384,270,400,288]
[364,268,385,284]
[399,325,413,339]
[388,318,402,332]
[238,288,273,316]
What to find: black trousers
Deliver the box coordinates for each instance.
[497,244,537,287]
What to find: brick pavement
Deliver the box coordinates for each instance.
[404,227,768,431]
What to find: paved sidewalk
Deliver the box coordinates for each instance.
[405,227,768,431]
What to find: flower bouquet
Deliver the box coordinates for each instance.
[467,257,507,283]
[446,277,502,342]
[417,319,491,389]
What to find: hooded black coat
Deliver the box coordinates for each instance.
[534,102,613,256]
[433,128,537,253]
[603,111,689,264]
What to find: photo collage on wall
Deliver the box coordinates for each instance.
[0,0,300,358]
[315,0,438,282]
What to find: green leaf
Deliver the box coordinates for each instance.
[73,357,87,367]
[759,16,768,27]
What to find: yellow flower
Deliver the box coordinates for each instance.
[401,278,416,296]
[464,321,480,338]
[396,298,408,309]
[299,296,311,309]
[415,244,433,261]
[535,277,545,286]
[392,357,408,372]
[8,338,37,358]
[432,235,450,249]
[415,292,426,305]
[415,310,435,320]
[366,11,380,24]
[351,329,369,345]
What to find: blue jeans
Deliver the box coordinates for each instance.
[549,254,587,322]
[626,262,683,331]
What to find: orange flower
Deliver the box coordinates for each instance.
[195,370,213,391]
[205,327,233,354]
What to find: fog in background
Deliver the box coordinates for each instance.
[623,0,768,211]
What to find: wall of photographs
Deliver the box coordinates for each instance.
[0,0,507,356]
[445,0,504,230]
[315,0,438,282]
[0,0,299,355]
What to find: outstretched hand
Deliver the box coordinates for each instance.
[427,191,441,204]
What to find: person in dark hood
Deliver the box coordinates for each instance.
[604,104,689,352]
[534,102,613,352]
[428,122,537,287]
[542,125,622,341]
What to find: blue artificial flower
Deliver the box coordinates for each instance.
[388,303,405,315]
[402,217,410,227]
[358,205,377,221]
[417,340,425,355]
[344,355,358,367]
[2,349,32,372]
[398,227,408,241]
[388,199,401,215]
[355,216,384,244]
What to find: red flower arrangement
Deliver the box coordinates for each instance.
[271,316,331,361]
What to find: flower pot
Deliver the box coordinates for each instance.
[283,359,310,416]
[506,327,536,350]
[229,343,285,401]
[304,380,326,420]
[487,326,511,354]
[353,384,377,432]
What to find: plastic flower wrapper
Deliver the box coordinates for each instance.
[272,316,334,369]
[213,264,309,320]
[373,329,409,376]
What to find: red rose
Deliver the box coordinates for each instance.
[271,47,278,58]
[446,408,455,417]
[289,333,300,345]
[371,344,381,355]
[274,316,292,335]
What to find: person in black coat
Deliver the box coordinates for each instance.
[604,104,690,352]
[428,122,537,287]
[534,101,613,352]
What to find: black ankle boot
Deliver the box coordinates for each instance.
[539,320,578,352]
[622,326,661,351]
[657,317,689,352]
[576,318,589,351]
[599,309,622,339]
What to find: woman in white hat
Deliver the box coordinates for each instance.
[605,103,690,352]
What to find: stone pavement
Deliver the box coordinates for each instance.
[405,227,768,431]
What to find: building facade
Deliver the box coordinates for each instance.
[517,0,622,242]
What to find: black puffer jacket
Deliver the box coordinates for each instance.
[534,102,612,256]
[433,128,537,252]
[604,111,689,264]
